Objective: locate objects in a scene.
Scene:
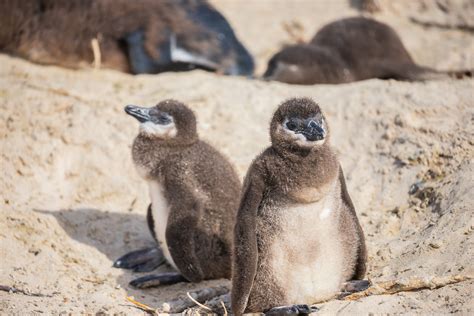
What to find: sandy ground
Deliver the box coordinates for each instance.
[1,0,474,314]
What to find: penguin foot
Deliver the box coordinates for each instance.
[113,247,165,272]
[342,279,370,293]
[265,304,319,316]
[164,286,230,313]
[129,272,187,289]
[337,279,371,299]
[196,291,230,314]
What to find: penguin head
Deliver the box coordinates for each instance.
[124,99,197,145]
[270,98,329,151]
[263,44,346,84]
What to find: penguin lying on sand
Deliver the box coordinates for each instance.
[264,17,471,84]
[114,99,241,289]
[0,0,254,76]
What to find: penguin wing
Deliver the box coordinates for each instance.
[231,168,266,316]
[165,177,205,282]
[338,165,367,279]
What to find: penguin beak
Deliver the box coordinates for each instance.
[124,105,151,123]
[301,119,326,142]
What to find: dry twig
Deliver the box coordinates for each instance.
[187,291,212,311]
[125,286,229,314]
[220,300,228,316]
[344,274,473,300]
[161,286,229,313]
[91,37,102,69]
[409,17,474,32]
[282,21,305,43]
[126,296,158,315]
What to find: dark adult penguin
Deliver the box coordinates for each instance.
[0,0,254,76]
[232,98,367,315]
[263,17,471,84]
[114,99,241,288]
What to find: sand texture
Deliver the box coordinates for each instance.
[1,0,473,314]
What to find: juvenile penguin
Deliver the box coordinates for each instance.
[263,17,471,84]
[232,98,367,315]
[115,99,241,288]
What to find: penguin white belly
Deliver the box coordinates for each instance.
[148,180,179,271]
[269,193,345,303]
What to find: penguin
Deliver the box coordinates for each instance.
[231,98,367,315]
[0,0,254,76]
[263,17,471,84]
[114,99,241,288]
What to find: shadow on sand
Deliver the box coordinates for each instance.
[35,208,154,261]
[34,208,222,306]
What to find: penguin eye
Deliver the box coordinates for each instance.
[150,109,172,125]
[286,120,297,131]
[157,113,172,125]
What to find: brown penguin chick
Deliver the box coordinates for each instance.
[0,0,254,75]
[263,17,471,85]
[115,99,241,288]
[232,98,367,315]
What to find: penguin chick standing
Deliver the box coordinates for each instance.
[232,98,367,315]
[118,99,241,288]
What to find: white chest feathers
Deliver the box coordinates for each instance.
[148,180,178,270]
[270,184,345,303]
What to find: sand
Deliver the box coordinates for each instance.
[1,0,473,314]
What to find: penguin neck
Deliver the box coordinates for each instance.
[131,134,196,178]
[273,142,339,192]
[135,132,198,148]
[282,141,336,172]
[275,140,333,163]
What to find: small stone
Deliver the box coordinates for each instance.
[382,129,394,140]
[409,182,423,195]
[394,114,405,127]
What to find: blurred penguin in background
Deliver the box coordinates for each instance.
[263,17,471,85]
[0,0,254,76]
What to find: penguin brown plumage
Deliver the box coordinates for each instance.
[232,98,367,315]
[0,0,254,75]
[115,99,241,288]
[263,17,471,85]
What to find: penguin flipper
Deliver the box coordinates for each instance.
[113,247,165,272]
[338,166,367,280]
[165,178,205,283]
[232,166,265,316]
